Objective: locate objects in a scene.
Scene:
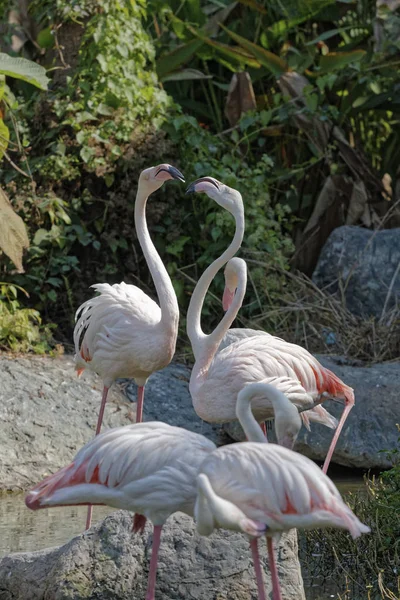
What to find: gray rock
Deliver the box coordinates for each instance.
[312,225,400,318]
[0,511,305,600]
[0,356,221,492]
[223,355,400,469]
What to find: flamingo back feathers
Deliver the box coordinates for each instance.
[198,442,369,539]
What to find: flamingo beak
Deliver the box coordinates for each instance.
[186,177,220,194]
[222,286,235,311]
[156,165,185,182]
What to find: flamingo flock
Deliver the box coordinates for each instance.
[25,165,369,600]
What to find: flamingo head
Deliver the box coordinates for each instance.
[223,258,239,311]
[186,176,243,216]
[140,164,185,191]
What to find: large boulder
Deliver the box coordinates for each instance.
[312,225,400,317]
[223,355,400,469]
[0,511,305,600]
[0,355,220,492]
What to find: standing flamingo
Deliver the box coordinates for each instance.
[25,422,216,600]
[195,381,370,600]
[74,163,184,528]
[185,175,354,474]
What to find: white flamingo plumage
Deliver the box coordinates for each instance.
[74,163,184,528]
[185,177,354,474]
[25,422,216,600]
[195,381,370,600]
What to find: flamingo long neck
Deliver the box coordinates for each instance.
[187,204,245,361]
[236,383,295,444]
[135,185,179,335]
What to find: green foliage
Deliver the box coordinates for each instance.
[301,436,400,598]
[0,283,54,353]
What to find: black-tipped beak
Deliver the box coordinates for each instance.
[157,165,185,182]
[185,176,220,194]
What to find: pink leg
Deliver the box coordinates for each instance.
[260,422,267,438]
[85,385,109,530]
[146,524,162,600]
[250,538,266,600]
[266,536,282,600]
[322,399,354,474]
[136,385,145,423]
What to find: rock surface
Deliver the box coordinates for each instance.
[0,355,220,491]
[223,355,400,469]
[0,511,305,600]
[312,225,400,317]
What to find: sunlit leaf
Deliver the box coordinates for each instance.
[0,117,9,161]
[0,75,5,102]
[0,53,49,90]
[220,25,288,76]
[320,50,366,72]
[0,187,29,272]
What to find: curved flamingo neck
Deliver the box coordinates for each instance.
[236,384,270,443]
[187,204,245,360]
[135,185,179,335]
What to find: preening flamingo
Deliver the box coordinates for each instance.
[25,422,216,600]
[195,381,370,600]
[219,260,340,438]
[74,164,183,527]
[185,177,353,473]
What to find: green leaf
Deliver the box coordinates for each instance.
[166,236,191,257]
[161,68,212,83]
[0,53,49,90]
[237,0,267,14]
[37,27,55,49]
[219,25,288,76]
[304,26,353,46]
[156,39,204,79]
[320,50,366,72]
[33,228,49,246]
[0,117,9,161]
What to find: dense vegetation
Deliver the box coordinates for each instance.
[0,0,400,359]
[302,436,400,599]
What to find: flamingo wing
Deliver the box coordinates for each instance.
[26,423,216,521]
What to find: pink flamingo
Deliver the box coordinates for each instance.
[185,176,354,474]
[195,381,370,600]
[74,164,184,528]
[25,422,216,600]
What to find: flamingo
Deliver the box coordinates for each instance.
[195,381,370,600]
[74,164,184,527]
[25,422,217,600]
[185,175,354,474]
[219,260,339,437]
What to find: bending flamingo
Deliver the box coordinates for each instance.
[195,381,370,600]
[25,422,216,600]
[186,176,353,474]
[219,259,339,437]
[74,163,184,528]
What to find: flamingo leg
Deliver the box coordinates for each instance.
[260,422,267,437]
[85,385,109,530]
[322,399,354,474]
[136,385,145,423]
[250,538,266,600]
[266,536,282,600]
[146,524,162,600]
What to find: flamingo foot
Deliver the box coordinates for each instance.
[132,513,147,534]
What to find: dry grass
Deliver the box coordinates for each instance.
[238,259,400,363]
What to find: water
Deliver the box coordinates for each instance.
[0,468,367,559]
